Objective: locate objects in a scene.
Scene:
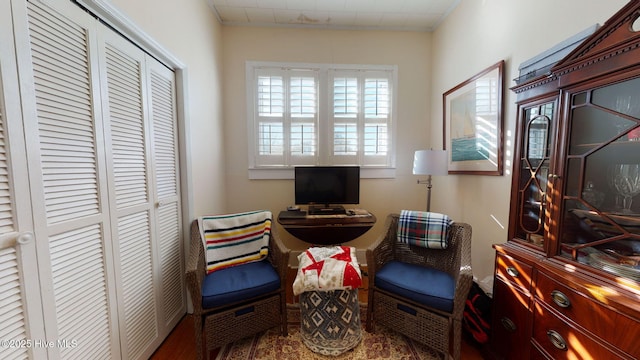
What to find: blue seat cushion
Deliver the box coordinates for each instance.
[201,260,280,309]
[375,260,455,313]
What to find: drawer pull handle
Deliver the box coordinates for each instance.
[547,330,567,351]
[551,290,571,308]
[500,317,517,332]
[506,266,519,277]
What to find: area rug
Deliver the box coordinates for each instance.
[215,305,443,360]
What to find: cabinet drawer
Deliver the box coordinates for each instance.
[491,278,531,359]
[496,252,533,292]
[532,301,627,359]
[535,272,614,335]
[535,271,640,356]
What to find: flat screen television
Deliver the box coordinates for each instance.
[294,166,360,214]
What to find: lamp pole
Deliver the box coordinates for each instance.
[413,149,447,213]
[417,175,433,212]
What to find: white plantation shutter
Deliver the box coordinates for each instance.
[332,76,358,159]
[258,75,284,117]
[290,76,316,157]
[362,77,389,162]
[333,77,358,118]
[254,68,319,166]
[257,73,284,163]
[329,70,391,166]
[248,62,395,175]
[24,1,121,359]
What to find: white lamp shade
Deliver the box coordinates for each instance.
[413,150,448,176]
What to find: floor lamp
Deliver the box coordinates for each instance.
[413,149,448,212]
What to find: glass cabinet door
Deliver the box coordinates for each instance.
[559,75,640,281]
[514,101,555,248]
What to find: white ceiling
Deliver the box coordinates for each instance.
[207,0,461,32]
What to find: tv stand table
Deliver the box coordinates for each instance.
[277,210,376,245]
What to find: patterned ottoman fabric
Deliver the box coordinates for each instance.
[299,289,362,356]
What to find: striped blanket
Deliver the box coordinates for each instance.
[198,210,272,274]
[397,210,453,249]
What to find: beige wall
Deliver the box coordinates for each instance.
[109,0,226,216]
[108,0,629,282]
[431,0,628,281]
[221,27,433,252]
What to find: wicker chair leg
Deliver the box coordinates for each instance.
[365,291,375,332]
[192,314,203,360]
[365,313,375,332]
[281,293,288,336]
[452,319,461,360]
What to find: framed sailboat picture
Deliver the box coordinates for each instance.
[443,60,504,175]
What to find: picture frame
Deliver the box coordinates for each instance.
[443,60,504,175]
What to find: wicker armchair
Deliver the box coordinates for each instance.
[365,213,472,360]
[186,215,289,360]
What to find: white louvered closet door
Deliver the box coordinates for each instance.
[147,59,184,335]
[0,2,47,359]
[97,29,160,360]
[98,27,184,359]
[17,0,122,359]
[8,0,185,358]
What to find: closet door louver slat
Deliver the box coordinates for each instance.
[117,212,156,360]
[0,247,28,360]
[49,226,112,360]
[105,44,148,209]
[27,2,99,225]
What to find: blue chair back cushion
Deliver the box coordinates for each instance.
[201,260,280,309]
[374,260,455,313]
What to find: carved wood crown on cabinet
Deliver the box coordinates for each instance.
[492,1,640,359]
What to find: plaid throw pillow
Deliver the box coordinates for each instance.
[397,210,453,249]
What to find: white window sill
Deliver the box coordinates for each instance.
[248,167,396,180]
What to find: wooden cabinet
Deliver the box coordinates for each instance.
[492,2,640,359]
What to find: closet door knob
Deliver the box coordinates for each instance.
[17,232,34,245]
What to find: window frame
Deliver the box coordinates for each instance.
[246,61,397,180]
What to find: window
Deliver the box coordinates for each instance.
[247,62,397,179]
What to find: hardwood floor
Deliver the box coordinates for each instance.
[150,314,487,360]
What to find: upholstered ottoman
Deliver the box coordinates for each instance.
[299,288,362,356]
